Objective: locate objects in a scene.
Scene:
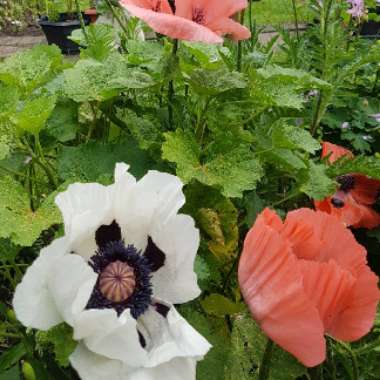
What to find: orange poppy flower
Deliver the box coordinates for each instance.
[120,0,251,44]
[238,208,380,367]
[315,142,380,229]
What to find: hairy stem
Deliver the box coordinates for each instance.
[258,339,275,380]
[74,0,89,43]
[291,0,300,41]
[105,0,130,37]
[236,11,245,71]
[168,39,179,127]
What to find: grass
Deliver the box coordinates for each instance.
[250,0,312,26]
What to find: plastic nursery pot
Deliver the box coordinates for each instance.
[360,6,380,39]
[84,8,98,24]
[39,13,90,55]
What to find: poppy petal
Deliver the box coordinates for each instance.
[121,4,223,43]
[350,174,380,205]
[285,209,367,276]
[327,265,380,341]
[351,202,380,229]
[121,0,173,14]
[298,259,356,330]
[314,196,362,228]
[321,142,353,163]
[238,209,326,367]
[207,17,251,40]
[175,0,248,20]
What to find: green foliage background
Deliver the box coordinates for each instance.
[0,0,380,379]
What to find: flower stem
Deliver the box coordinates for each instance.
[258,338,275,380]
[74,0,89,44]
[236,11,245,71]
[105,0,130,37]
[291,0,300,42]
[168,39,178,127]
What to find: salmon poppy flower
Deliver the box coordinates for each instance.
[119,0,251,44]
[238,208,380,367]
[315,142,380,229]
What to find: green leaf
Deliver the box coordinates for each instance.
[36,324,77,367]
[162,130,263,198]
[117,109,162,150]
[272,123,320,153]
[179,307,230,380]
[0,83,19,118]
[13,96,56,135]
[0,343,26,372]
[256,66,331,90]
[63,54,155,103]
[194,255,211,283]
[328,155,380,180]
[225,314,307,380]
[46,100,79,142]
[0,176,61,247]
[201,294,245,317]
[70,24,117,61]
[250,66,329,110]
[185,68,247,96]
[300,162,336,200]
[0,365,20,380]
[0,45,63,95]
[57,141,154,182]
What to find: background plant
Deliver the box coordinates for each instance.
[0,0,379,379]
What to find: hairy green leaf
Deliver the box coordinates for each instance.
[201,294,245,317]
[300,162,336,200]
[36,324,77,367]
[163,130,263,198]
[0,45,63,95]
[225,314,307,380]
[58,141,154,182]
[0,176,61,246]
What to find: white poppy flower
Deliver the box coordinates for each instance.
[13,163,211,380]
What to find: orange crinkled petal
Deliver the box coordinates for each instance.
[238,208,326,367]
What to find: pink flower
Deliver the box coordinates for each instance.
[120,0,251,44]
[347,0,365,18]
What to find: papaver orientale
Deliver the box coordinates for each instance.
[120,0,251,44]
[315,141,380,229]
[13,163,211,380]
[238,207,380,367]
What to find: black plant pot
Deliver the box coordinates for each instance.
[39,13,90,55]
[360,7,380,39]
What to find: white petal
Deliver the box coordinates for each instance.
[118,171,185,250]
[55,183,114,260]
[70,343,128,380]
[70,344,198,380]
[150,214,201,304]
[138,305,211,368]
[129,357,198,380]
[73,309,147,367]
[12,238,68,330]
[47,254,97,325]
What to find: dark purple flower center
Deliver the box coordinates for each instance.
[192,7,205,24]
[86,221,167,319]
[337,175,355,193]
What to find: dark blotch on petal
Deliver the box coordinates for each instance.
[155,302,170,318]
[331,197,345,208]
[96,220,122,248]
[144,236,166,272]
[138,330,146,348]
